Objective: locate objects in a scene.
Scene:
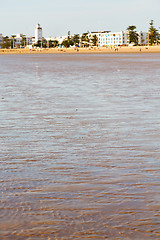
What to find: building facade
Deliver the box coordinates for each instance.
[88,31,110,46]
[88,31,147,47]
[99,31,128,46]
[14,34,23,47]
[46,36,67,45]
[137,31,147,45]
[26,36,34,46]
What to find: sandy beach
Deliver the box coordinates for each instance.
[1,45,160,54]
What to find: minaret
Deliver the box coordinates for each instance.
[35,23,42,44]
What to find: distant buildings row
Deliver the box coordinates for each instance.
[0,24,43,48]
[0,24,148,48]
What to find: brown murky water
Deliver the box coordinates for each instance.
[0,54,160,239]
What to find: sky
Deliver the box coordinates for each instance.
[1,0,160,37]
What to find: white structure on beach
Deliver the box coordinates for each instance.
[26,36,34,46]
[15,34,23,47]
[87,31,129,47]
[13,34,35,48]
[99,31,128,46]
[88,31,110,46]
[46,35,67,45]
[87,31,148,47]
[137,31,147,45]
[35,24,42,44]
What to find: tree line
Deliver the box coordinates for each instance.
[61,31,98,48]
[0,31,98,49]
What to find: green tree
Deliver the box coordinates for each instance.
[61,39,70,48]
[91,34,98,46]
[11,35,16,48]
[149,20,158,45]
[34,39,46,48]
[21,35,26,47]
[62,31,74,48]
[2,36,11,48]
[127,25,138,45]
[67,31,74,46]
[34,40,42,47]
[81,33,90,47]
[42,39,47,48]
[48,40,52,48]
[52,40,58,48]
[72,34,80,46]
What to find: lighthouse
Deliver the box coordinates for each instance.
[35,23,42,44]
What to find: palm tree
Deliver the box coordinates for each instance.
[2,36,11,49]
[80,33,90,47]
[72,34,80,46]
[127,26,138,45]
[91,35,98,46]
[149,20,158,45]
[21,35,26,47]
[11,35,16,48]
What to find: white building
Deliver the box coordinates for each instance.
[87,31,128,47]
[55,36,67,45]
[26,36,34,46]
[46,36,67,45]
[35,24,42,44]
[97,31,128,47]
[137,31,147,45]
[10,34,35,48]
[88,31,110,46]
[15,34,23,47]
[88,31,148,47]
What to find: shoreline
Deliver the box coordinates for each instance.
[1,46,160,54]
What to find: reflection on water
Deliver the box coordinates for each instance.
[0,54,160,239]
[35,64,40,82]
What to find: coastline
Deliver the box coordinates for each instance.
[1,46,160,54]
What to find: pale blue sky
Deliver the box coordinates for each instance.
[1,0,160,37]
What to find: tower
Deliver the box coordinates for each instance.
[35,24,42,44]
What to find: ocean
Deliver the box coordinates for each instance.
[0,53,160,239]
